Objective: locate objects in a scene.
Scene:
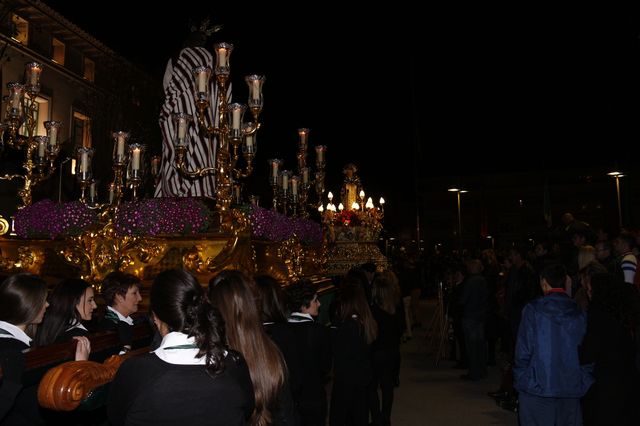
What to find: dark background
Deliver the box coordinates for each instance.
[41,2,640,236]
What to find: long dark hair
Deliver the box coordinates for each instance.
[254,274,288,323]
[151,269,226,376]
[335,283,378,344]
[34,278,91,346]
[0,273,48,326]
[209,270,286,426]
[372,270,401,315]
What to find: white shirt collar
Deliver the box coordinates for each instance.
[153,331,205,365]
[108,306,134,325]
[0,320,32,346]
[288,312,314,322]
[65,322,88,332]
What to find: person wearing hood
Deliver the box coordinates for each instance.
[514,263,594,425]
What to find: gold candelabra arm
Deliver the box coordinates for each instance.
[174,145,217,178]
[195,99,220,137]
[0,173,25,182]
[232,151,255,180]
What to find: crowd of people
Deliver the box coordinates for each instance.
[442,214,640,425]
[0,262,409,426]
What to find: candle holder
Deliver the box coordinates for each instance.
[174,41,265,212]
[268,158,282,212]
[109,131,131,206]
[314,145,327,207]
[75,146,95,203]
[150,155,161,188]
[0,63,62,207]
[127,143,145,200]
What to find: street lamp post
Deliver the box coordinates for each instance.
[607,171,624,229]
[448,187,467,249]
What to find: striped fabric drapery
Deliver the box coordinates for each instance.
[155,46,231,198]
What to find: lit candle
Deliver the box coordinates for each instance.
[281,173,288,190]
[232,108,241,130]
[37,139,46,158]
[80,152,89,173]
[151,157,160,176]
[131,147,141,171]
[316,146,325,163]
[89,182,96,199]
[48,126,58,146]
[291,177,298,195]
[178,118,187,139]
[252,79,260,101]
[29,69,39,86]
[11,93,20,110]
[245,134,254,150]
[218,49,227,68]
[338,203,344,211]
[117,136,125,157]
[271,161,279,178]
[328,191,333,202]
[197,71,207,93]
[71,158,76,175]
[359,190,365,199]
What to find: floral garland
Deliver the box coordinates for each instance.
[113,197,210,236]
[14,198,211,238]
[249,206,322,245]
[13,199,323,244]
[14,199,96,239]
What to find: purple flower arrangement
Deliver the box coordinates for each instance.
[14,199,321,243]
[249,206,322,245]
[14,199,96,239]
[113,197,211,236]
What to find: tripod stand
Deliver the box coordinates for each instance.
[426,281,450,366]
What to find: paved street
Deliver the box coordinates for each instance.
[391,299,519,426]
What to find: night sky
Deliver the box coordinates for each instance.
[41,2,640,233]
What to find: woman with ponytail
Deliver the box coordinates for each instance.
[108,269,254,426]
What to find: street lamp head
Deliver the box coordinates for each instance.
[448,187,468,193]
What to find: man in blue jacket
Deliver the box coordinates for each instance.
[514,263,594,425]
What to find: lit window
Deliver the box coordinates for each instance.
[11,14,28,44]
[19,96,50,137]
[84,58,95,82]
[52,38,65,65]
[73,111,92,148]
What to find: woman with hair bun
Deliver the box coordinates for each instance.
[108,269,254,426]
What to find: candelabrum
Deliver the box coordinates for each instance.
[268,129,327,217]
[174,42,264,212]
[319,183,385,232]
[0,62,62,207]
